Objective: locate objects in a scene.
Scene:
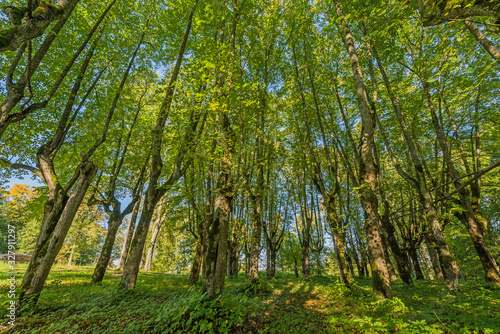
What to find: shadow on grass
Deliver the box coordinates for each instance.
[1,268,498,334]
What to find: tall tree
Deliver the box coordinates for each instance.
[333,0,392,298]
[119,0,200,290]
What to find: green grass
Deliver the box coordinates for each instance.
[0,265,499,333]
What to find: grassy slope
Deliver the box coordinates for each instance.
[0,264,499,333]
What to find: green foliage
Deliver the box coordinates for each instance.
[0,184,42,253]
[59,203,106,266]
[1,5,25,27]
[153,287,257,333]
[233,278,274,295]
[323,278,500,334]
[1,0,500,333]
[0,267,499,333]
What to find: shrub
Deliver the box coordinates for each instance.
[233,278,273,295]
[152,287,257,333]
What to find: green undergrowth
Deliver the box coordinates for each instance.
[232,277,274,295]
[153,287,258,333]
[0,266,498,333]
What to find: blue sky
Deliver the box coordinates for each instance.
[5,175,44,190]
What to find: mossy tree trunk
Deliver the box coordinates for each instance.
[0,0,114,139]
[203,113,236,298]
[17,37,112,307]
[20,161,97,306]
[334,0,392,299]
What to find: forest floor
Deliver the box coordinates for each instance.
[0,265,499,333]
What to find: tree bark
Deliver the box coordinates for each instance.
[228,237,240,278]
[264,209,285,279]
[91,214,122,283]
[464,20,500,67]
[301,235,311,280]
[188,208,205,284]
[420,243,435,280]
[267,245,277,278]
[67,232,79,266]
[380,211,413,285]
[20,161,97,306]
[425,232,444,280]
[326,197,352,284]
[90,28,148,284]
[203,112,236,297]
[144,208,166,271]
[18,28,113,306]
[0,0,80,52]
[248,187,263,282]
[384,250,398,281]
[203,0,238,299]
[118,198,141,270]
[190,236,203,283]
[409,244,425,280]
[334,0,391,298]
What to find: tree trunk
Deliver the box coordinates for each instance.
[380,213,413,285]
[67,232,79,266]
[267,247,276,278]
[201,213,212,278]
[121,198,157,289]
[425,202,460,288]
[385,252,398,281]
[139,236,149,270]
[0,0,81,138]
[374,47,461,290]
[420,243,435,281]
[409,244,425,280]
[118,199,141,270]
[334,0,391,298]
[144,210,166,271]
[118,0,197,290]
[326,196,352,284]
[189,236,203,284]
[203,1,238,298]
[345,251,355,278]
[203,161,234,297]
[91,215,122,283]
[20,161,97,306]
[464,19,500,67]
[457,211,500,286]
[301,242,311,280]
[203,109,236,297]
[315,251,322,276]
[248,198,262,282]
[265,236,279,279]
[230,241,239,278]
[425,233,444,280]
[248,104,265,283]
[425,81,500,287]
[0,0,117,140]
[0,0,80,53]
[348,233,362,277]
